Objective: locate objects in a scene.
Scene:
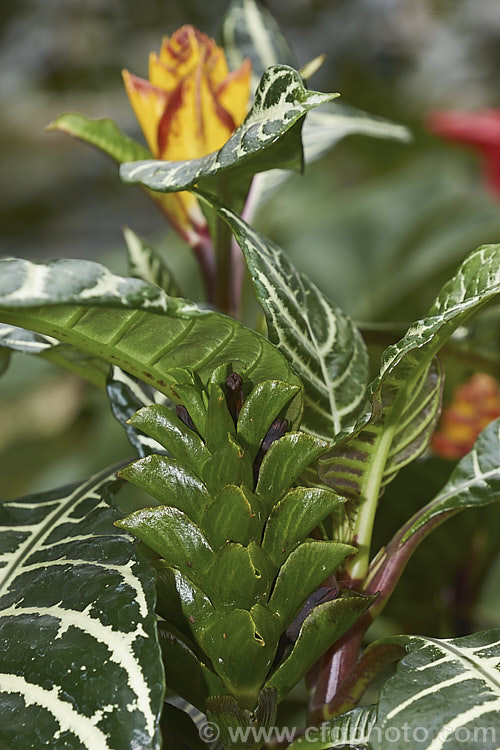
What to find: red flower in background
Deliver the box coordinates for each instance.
[431,373,500,460]
[426,109,500,199]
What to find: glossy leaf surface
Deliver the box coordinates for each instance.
[371,630,500,750]
[120,65,337,197]
[0,465,164,750]
[116,506,215,587]
[262,488,346,567]
[267,593,374,701]
[256,432,328,510]
[0,258,302,423]
[197,197,369,440]
[269,541,355,627]
[287,705,376,748]
[119,454,212,524]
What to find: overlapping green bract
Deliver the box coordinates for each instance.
[116,368,373,732]
[0,465,164,750]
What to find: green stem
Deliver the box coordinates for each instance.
[213,211,236,316]
[344,420,398,582]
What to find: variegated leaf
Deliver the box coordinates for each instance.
[287,705,376,748]
[250,102,411,213]
[365,417,500,613]
[319,358,444,503]
[0,323,108,389]
[106,365,170,457]
[370,630,500,750]
[318,245,500,559]
[0,464,164,750]
[0,324,59,354]
[221,0,295,91]
[123,227,181,297]
[404,416,500,542]
[197,196,369,440]
[220,0,409,214]
[120,65,337,199]
[0,257,302,424]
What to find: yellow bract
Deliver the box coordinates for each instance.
[122,25,251,242]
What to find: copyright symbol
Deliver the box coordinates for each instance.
[199,721,220,744]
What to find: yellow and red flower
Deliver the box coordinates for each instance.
[122,26,251,243]
[431,372,500,459]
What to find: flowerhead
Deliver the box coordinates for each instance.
[122,26,251,242]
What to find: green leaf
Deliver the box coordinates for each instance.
[106,366,170,457]
[200,609,277,703]
[118,454,212,524]
[0,258,302,423]
[204,383,236,454]
[171,382,207,437]
[370,629,500,750]
[403,416,500,542]
[0,322,108,389]
[251,101,411,214]
[116,506,215,587]
[0,464,164,750]
[318,357,444,503]
[262,487,346,567]
[197,197,370,440]
[319,244,500,577]
[157,622,227,712]
[221,0,294,90]
[267,592,374,701]
[124,227,181,296]
[120,65,338,201]
[268,541,355,627]
[365,418,500,616]
[287,705,377,748]
[206,542,275,610]
[0,323,58,354]
[47,112,151,163]
[128,404,211,478]
[237,380,301,459]
[202,484,261,549]
[202,435,254,495]
[153,564,217,639]
[256,432,328,510]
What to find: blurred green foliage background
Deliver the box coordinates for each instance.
[1,0,499,640]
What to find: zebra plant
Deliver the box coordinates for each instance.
[1,1,500,749]
[115,368,373,746]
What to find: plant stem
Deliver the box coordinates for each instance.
[308,621,366,723]
[344,422,398,583]
[213,211,236,315]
